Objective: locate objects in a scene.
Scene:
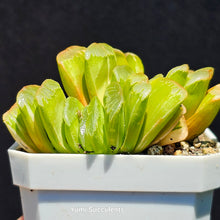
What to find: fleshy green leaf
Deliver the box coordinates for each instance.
[166,64,189,86]
[151,105,186,145]
[149,74,164,83]
[187,84,220,140]
[123,73,148,97]
[134,78,187,153]
[63,97,84,153]
[79,97,110,154]
[17,85,56,153]
[103,82,125,153]
[57,46,88,106]
[126,73,149,86]
[125,52,144,73]
[120,82,151,153]
[36,79,72,153]
[2,103,38,153]
[183,67,214,119]
[112,65,134,86]
[114,48,129,66]
[84,43,117,103]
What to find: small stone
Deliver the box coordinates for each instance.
[180,141,190,151]
[174,150,182,156]
[202,147,217,155]
[147,145,163,155]
[194,142,201,148]
[164,145,175,155]
[198,133,212,142]
[210,140,217,148]
[200,141,210,148]
[189,146,196,153]
[182,150,190,156]
[193,137,200,144]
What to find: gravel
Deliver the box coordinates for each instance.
[146,133,219,156]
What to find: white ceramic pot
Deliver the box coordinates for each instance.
[8,129,220,220]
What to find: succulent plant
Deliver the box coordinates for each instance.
[3,43,220,154]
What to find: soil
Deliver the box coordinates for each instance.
[146,133,220,156]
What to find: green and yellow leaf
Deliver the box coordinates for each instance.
[120,81,151,153]
[3,103,38,153]
[17,85,56,153]
[151,105,186,145]
[112,65,134,87]
[125,52,144,73]
[63,97,84,153]
[84,43,117,103]
[114,48,129,66]
[36,79,71,153]
[57,46,88,106]
[103,82,125,153]
[79,97,110,154]
[134,78,187,153]
[166,64,189,86]
[183,67,214,119]
[149,74,164,83]
[187,84,220,140]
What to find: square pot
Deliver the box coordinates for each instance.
[8,129,220,220]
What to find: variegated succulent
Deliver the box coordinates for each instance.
[3,43,220,154]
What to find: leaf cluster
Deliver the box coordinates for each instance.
[3,43,220,154]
